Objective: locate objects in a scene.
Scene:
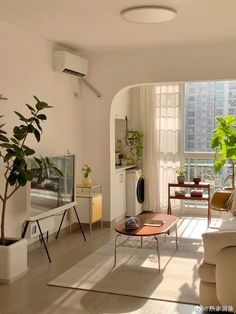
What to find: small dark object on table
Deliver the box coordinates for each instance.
[193,177,201,184]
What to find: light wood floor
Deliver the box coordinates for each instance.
[0,217,216,314]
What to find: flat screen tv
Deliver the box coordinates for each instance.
[29,154,76,221]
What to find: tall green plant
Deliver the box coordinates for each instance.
[210,115,236,189]
[0,96,62,245]
[125,130,144,166]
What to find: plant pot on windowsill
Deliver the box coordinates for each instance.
[0,238,28,284]
[177,176,185,184]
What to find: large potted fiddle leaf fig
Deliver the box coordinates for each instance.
[0,96,62,283]
[210,115,236,189]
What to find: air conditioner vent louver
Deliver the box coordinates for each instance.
[53,51,88,77]
[63,68,85,77]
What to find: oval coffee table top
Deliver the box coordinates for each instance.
[115,213,179,237]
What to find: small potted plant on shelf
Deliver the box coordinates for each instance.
[0,96,62,283]
[82,165,92,187]
[176,166,186,184]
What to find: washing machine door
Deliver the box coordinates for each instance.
[136,177,144,204]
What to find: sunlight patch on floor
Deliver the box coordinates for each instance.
[177,216,222,239]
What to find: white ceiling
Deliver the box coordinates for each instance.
[0,0,236,52]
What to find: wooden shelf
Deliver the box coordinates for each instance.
[168,182,210,188]
[170,194,209,201]
[168,182,211,226]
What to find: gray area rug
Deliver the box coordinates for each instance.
[48,236,203,304]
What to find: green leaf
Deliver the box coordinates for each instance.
[37,114,47,120]
[0,134,9,142]
[27,125,34,133]
[41,157,48,167]
[13,126,27,141]
[34,129,40,142]
[23,146,35,156]
[8,172,17,186]
[214,158,226,172]
[34,118,42,131]
[1,143,12,148]
[10,138,19,144]
[37,170,43,184]
[36,101,52,111]
[33,95,40,103]
[46,156,51,165]
[34,157,42,166]
[4,152,14,162]
[17,174,27,186]
[14,158,26,169]
[6,148,15,154]
[26,104,35,112]
[225,115,236,125]
[14,111,27,122]
[21,169,33,181]
[210,135,220,148]
[53,166,64,177]
[227,147,236,159]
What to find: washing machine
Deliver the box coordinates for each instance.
[126,168,144,217]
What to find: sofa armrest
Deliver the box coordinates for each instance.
[216,246,236,309]
[202,231,236,264]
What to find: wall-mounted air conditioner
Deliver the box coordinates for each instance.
[53,50,88,77]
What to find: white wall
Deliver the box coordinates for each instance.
[0,20,83,238]
[82,43,236,221]
[1,18,236,228]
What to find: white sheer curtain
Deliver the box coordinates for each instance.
[140,84,183,212]
[140,85,159,211]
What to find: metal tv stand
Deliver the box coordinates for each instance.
[21,204,86,263]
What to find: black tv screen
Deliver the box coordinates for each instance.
[30,154,75,218]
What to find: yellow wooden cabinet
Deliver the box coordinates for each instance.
[76,185,102,234]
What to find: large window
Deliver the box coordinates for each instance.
[183,81,236,208]
[185,81,236,153]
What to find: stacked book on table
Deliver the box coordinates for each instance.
[190,189,203,197]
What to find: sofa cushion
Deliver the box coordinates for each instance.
[198,261,216,283]
[219,212,236,231]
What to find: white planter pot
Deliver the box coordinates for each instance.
[82,177,92,187]
[0,238,28,284]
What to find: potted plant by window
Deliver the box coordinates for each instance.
[176,166,186,184]
[125,129,144,167]
[0,96,62,283]
[82,165,92,187]
[210,115,236,189]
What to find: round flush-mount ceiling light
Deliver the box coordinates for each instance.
[121,6,177,24]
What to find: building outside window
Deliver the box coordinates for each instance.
[184,81,236,209]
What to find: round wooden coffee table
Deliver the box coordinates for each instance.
[114,213,179,271]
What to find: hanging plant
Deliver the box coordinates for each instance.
[125,129,144,166]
